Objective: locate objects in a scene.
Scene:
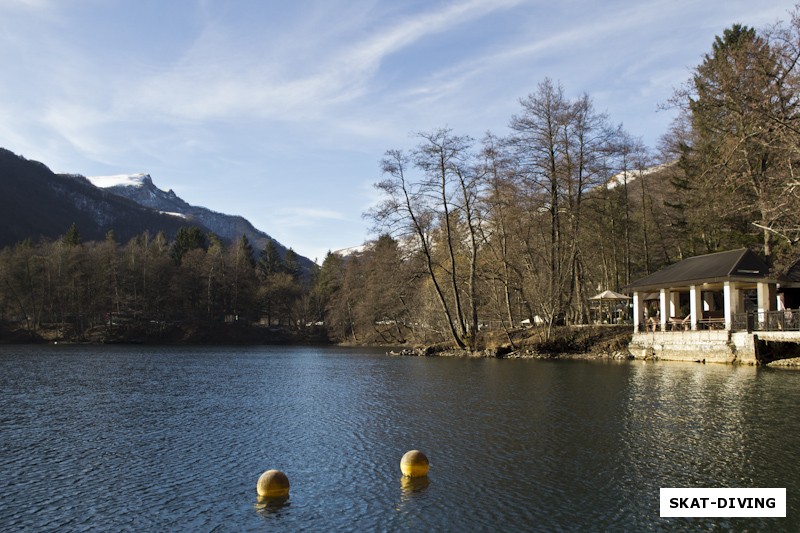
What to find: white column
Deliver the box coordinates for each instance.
[633,291,644,332]
[733,284,743,313]
[723,282,732,330]
[757,282,776,329]
[757,282,775,313]
[659,289,669,331]
[690,285,701,330]
[670,291,681,318]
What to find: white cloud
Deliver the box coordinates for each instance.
[340,0,523,74]
[0,0,51,11]
[41,103,115,160]
[118,0,525,123]
[276,207,349,227]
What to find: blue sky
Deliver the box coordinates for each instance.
[0,0,793,263]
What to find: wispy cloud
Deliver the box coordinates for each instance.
[400,1,671,101]
[120,0,525,123]
[0,0,51,11]
[41,103,118,161]
[277,207,349,227]
[340,0,524,76]
[1,0,528,170]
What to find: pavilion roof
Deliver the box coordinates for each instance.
[590,290,631,300]
[785,257,800,283]
[626,248,771,291]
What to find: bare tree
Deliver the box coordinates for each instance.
[508,79,569,331]
[509,80,621,329]
[369,128,482,350]
[477,132,520,327]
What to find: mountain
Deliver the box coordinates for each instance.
[605,162,675,190]
[0,148,314,272]
[86,173,314,271]
[0,148,203,248]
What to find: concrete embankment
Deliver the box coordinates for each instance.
[628,330,800,365]
[390,326,800,366]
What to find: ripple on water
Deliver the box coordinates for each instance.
[1,347,799,531]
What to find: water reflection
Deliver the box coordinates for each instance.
[399,475,430,497]
[618,361,792,528]
[395,475,431,526]
[1,346,799,531]
[254,494,290,517]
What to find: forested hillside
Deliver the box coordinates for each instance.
[0,227,318,342]
[0,152,319,343]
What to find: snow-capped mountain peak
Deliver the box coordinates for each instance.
[87,173,151,189]
[85,170,314,271]
[87,172,182,208]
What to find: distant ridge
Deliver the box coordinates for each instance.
[0,148,200,247]
[0,148,315,273]
[88,172,314,270]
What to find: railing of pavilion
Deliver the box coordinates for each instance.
[733,309,800,332]
[635,308,800,332]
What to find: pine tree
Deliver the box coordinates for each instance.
[259,240,284,277]
[679,24,799,265]
[170,226,207,265]
[283,248,301,280]
[62,223,82,247]
[238,235,256,268]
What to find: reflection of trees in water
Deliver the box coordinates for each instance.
[623,363,766,488]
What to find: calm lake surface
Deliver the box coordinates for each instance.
[1,345,799,532]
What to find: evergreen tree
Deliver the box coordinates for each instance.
[62,223,82,247]
[676,23,800,265]
[170,226,207,265]
[238,235,256,268]
[229,234,259,320]
[259,239,284,276]
[283,248,301,280]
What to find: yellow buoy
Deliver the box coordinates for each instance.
[256,469,290,498]
[400,450,430,478]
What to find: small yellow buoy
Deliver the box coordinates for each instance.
[400,450,429,478]
[256,469,290,498]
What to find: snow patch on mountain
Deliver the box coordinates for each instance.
[88,173,150,188]
[606,161,675,190]
[160,211,188,219]
[332,244,367,257]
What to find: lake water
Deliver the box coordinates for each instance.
[1,345,798,531]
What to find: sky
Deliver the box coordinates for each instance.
[0,0,795,263]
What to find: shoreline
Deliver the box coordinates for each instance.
[1,323,634,363]
[386,344,633,361]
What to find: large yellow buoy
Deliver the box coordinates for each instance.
[256,469,290,498]
[400,450,430,478]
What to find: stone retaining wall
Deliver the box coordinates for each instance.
[628,330,758,364]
